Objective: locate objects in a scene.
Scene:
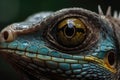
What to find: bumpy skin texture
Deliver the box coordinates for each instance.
[0,8,120,80]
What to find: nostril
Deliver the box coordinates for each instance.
[1,29,15,42]
[3,31,9,40]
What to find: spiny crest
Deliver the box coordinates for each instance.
[98,5,120,19]
[113,11,120,19]
[98,5,111,17]
[106,6,111,16]
[98,5,104,15]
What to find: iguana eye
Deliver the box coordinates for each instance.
[56,18,86,47]
[45,16,98,52]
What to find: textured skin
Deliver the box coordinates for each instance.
[0,8,120,80]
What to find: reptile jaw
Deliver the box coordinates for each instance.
[0,48,117,74]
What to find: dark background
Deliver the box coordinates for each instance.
[0,0,119,80]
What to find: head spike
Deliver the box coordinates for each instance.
[106,6,111,17]
[118,12,120,19]
[113,11,118,18]
[98,5,104,15]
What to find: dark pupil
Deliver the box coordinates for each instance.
[64,23,75,37]
[65,25,74,37]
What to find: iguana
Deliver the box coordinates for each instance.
[0,6,120,80]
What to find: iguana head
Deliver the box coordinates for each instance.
[0,7,119,80]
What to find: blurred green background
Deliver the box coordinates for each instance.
[0,0,119,80]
